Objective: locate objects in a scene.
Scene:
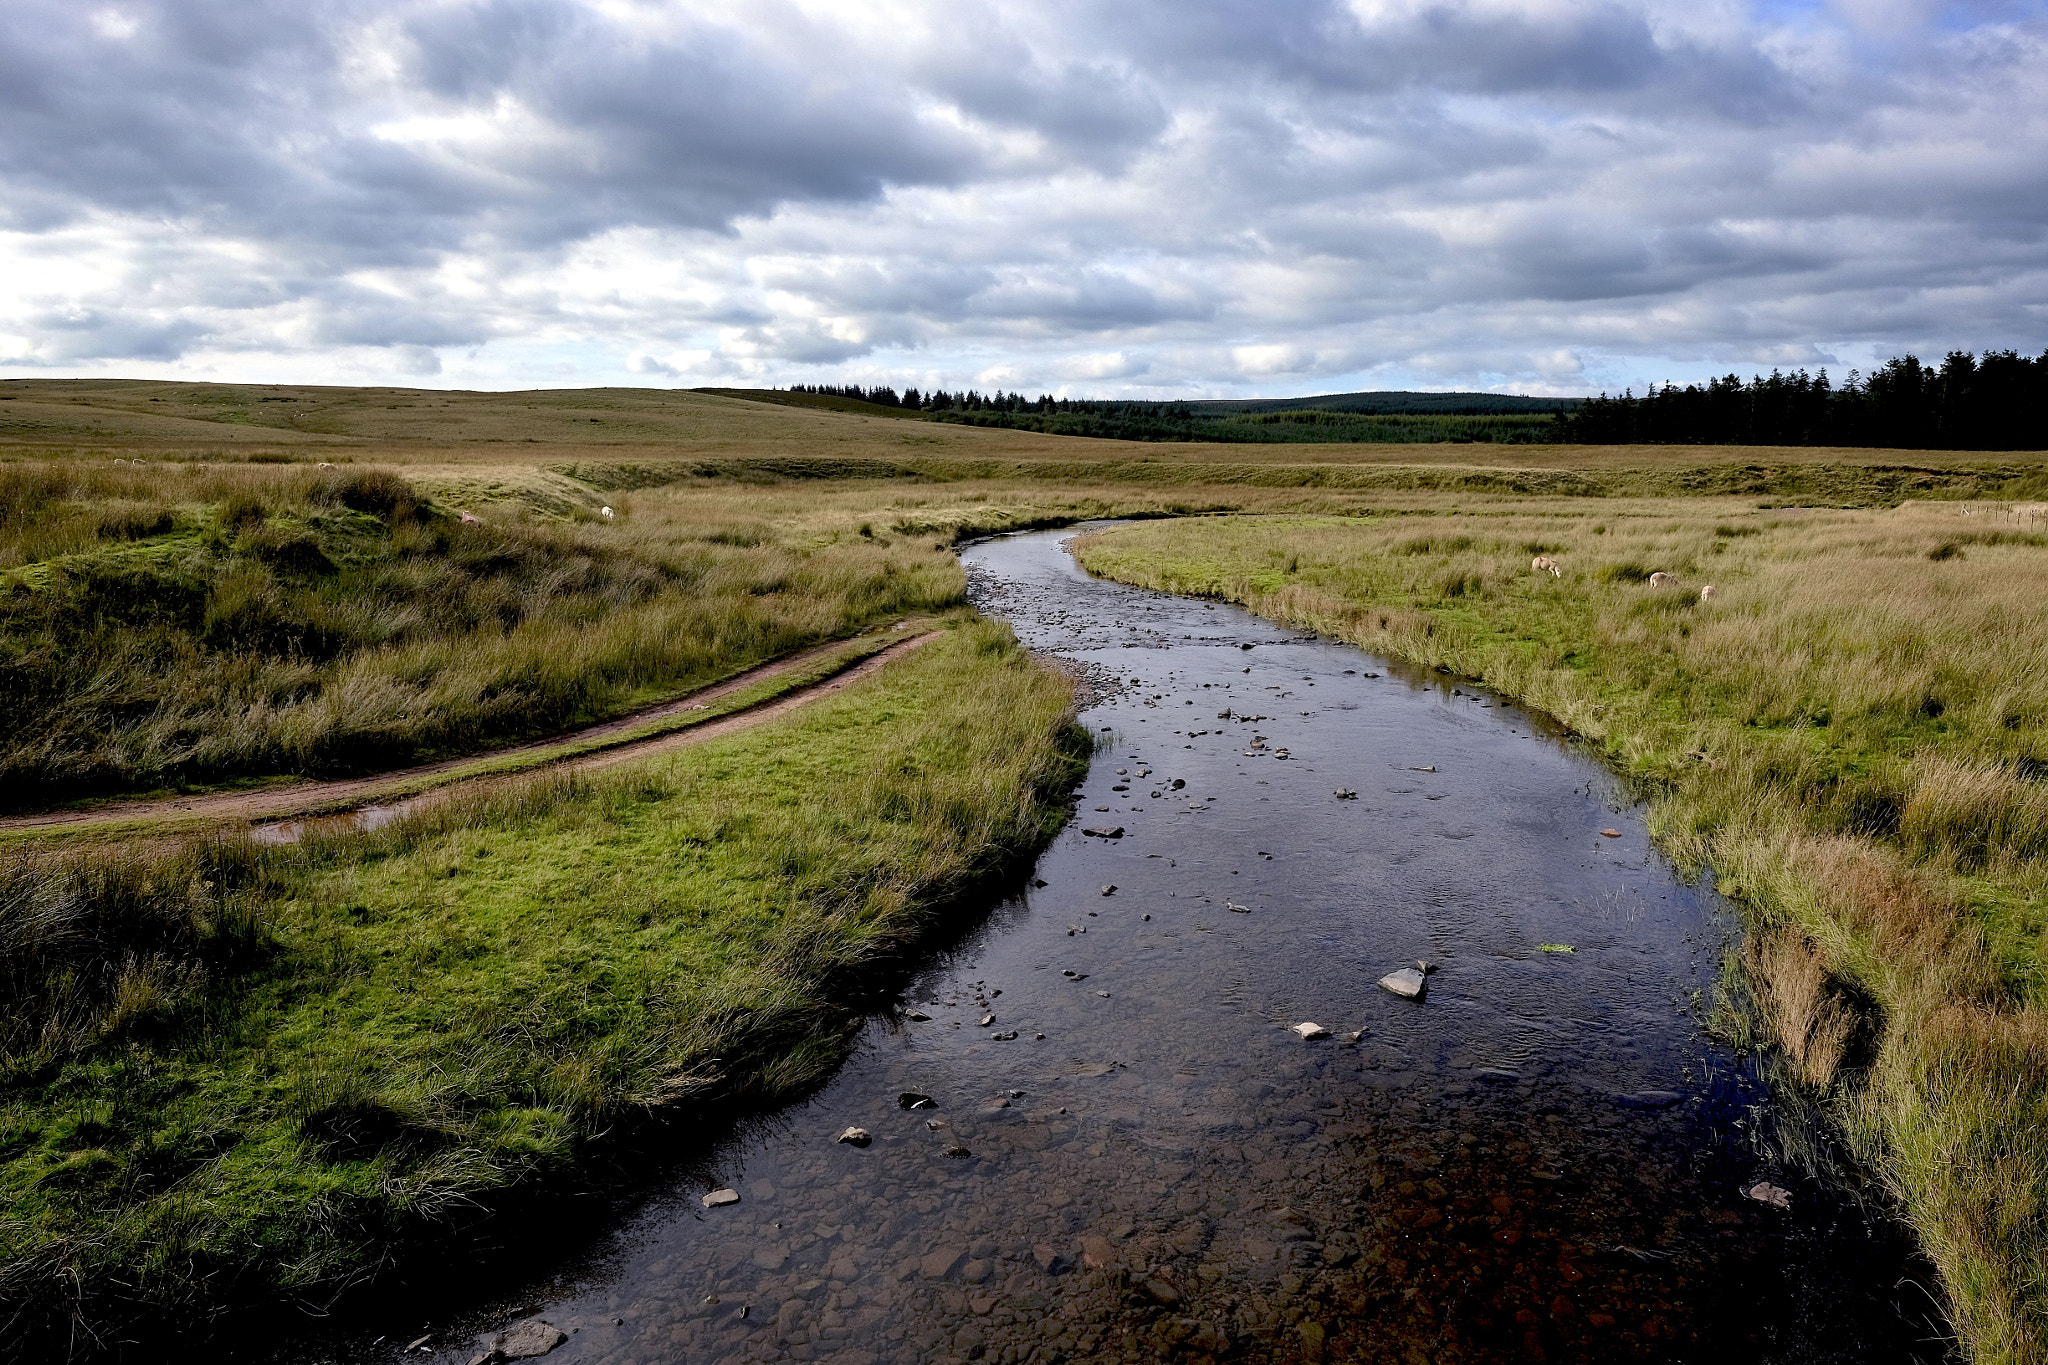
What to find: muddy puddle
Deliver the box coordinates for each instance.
[329,525,1943,1364]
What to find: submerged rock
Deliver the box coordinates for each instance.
[492,1322,567,1361]
[1616,1090,1684,1110]
[836,1126,872,1147]
[1378,967,1427,1000]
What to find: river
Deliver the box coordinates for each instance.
[348,524,1940,1365]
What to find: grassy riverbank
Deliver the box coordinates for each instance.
[0,622,1088,1353]
[1074,506,2048,1364]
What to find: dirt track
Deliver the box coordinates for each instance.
[3,630,940,839]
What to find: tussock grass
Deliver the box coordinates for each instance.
[1077,501,2048,1363]
[0,623,1086,1354]
[0,462,964,803]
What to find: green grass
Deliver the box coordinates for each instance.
[0,622,1087,1352]
[1075,505,2048,1365]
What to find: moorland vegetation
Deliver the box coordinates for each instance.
[2,377,2046,1363]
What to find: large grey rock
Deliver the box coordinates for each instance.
[493,1321,567,1360]
[1378,967,1427,1000]
[836,1126,871,1147]
[701,1188,740,1208]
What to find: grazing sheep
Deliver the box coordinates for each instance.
[1648,571,1673,586]
[1699,584,1716,601]
[459,512,480,526]
[1531,555,1561,577]
[599,506,615,520]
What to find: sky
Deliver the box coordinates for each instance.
[1,0,2044,398]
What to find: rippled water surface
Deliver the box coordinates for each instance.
[340,526,1940,1365]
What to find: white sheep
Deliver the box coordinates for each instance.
[1531,555,1561,577]
[1699,584,1716,602]
[1648,571,1673,587]
[599,506,615,520]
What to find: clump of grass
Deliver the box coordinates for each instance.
[1076,501,2048,1363]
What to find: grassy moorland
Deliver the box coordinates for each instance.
[4,377,2047,1360]
[1075,503,2048,1365]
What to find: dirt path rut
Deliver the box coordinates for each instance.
[5,630,940,839]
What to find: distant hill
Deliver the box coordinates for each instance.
[1181,390,1582,416]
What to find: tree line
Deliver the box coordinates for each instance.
[1559,350,2048,449]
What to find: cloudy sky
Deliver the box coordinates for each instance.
[1,0,2044,397]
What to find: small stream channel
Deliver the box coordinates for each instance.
[344,525,1941,1364]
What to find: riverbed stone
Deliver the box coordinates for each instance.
[702,1188,741,1208]
[1292,1022,1330,1040]
[1082,826,1125,838]
[1378,968,1427,1000]
[836,1127,872,1147]
[1746,1181,1793,1209]
[492,1321,568,1359]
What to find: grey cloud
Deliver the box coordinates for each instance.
[0,0,2041,390]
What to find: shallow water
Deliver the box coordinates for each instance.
[342,525,1942,1365]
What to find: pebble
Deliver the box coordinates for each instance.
[836,1127,872,1147]
[702,1189,741,1208]
[1378,967,1427,1000]
[979,1014,995,1026]
[1292,1022,1331,1040]
[1601,828,1622,838]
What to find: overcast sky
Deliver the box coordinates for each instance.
[1,0,2044,397]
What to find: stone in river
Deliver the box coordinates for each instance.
[1746,1181,1793,1209]
[492,1322,568,1360]
[1378,967,1427,1000]
[1601,828,1622,838]
[942,1143,972,1158]
[897,1091,936,1109]
[1616,1090,1684,1109]
[702,1188,741,1208]
[1141,1277,1183,1305]
[1291,1022,1330,1040]
[979,1014,995,1026]
[992,1030,1018,1040]
[1082,825,1125,838]
[836,1126,872,1147]
[1101,884,1117,896]
[905,1008,932,1022]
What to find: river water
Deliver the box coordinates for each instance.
[360,525,1941,1365]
